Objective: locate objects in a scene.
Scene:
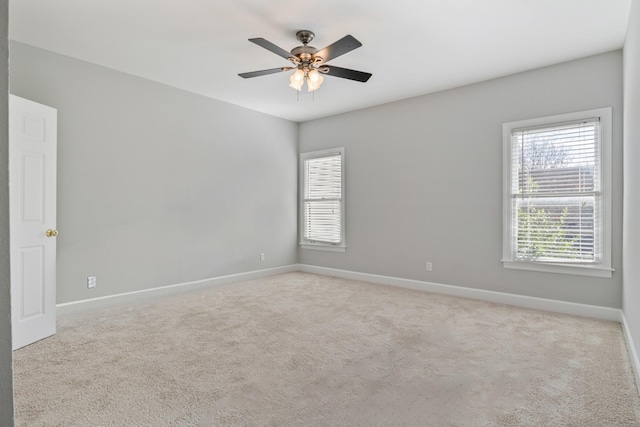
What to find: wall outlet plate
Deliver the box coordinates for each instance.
[87,276,97,289]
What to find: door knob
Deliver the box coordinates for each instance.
[45,229,58,237]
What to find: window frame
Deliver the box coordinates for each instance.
[502,107,613,278]
[299,147,346,252]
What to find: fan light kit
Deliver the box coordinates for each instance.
[239,30,372,93]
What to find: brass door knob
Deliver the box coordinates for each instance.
[45,229,58,237]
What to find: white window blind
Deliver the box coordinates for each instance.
[301,150,344,246]
[510,118,601,263]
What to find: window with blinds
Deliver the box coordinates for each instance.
[502,108,612,277]
[300,148,345,249]
[512,119,600,262]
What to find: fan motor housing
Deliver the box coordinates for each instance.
[291,45,317,60]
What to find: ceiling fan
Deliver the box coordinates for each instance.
[238,30,372,92]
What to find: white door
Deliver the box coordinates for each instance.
[9,95,58,350]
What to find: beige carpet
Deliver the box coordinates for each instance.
[13,272,640,426]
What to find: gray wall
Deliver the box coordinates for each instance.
[1,0,14,424]
[624,0,640,359]
[299,51,623,308]
[9,42,298,304]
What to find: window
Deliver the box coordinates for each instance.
[502,108,612,277]
[300,148,345,251]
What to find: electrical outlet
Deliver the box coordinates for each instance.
[260,252,266,262]
[426,262,433,272]
[87,276,97,289]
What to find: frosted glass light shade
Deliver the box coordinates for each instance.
[289,69,305,91]
[307,69,324,92]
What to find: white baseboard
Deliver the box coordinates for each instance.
[58,262,622,323]
[621,312,640,394]
[298,264,622,322]
[56,264,299,316]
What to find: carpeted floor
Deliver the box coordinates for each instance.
[13,272,640,426]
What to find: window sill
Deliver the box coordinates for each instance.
[502,260,613,278]
[300,244,346,252]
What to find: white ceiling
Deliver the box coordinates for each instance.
[9,0,632,123]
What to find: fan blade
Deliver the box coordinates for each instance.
[314,35,362,63]
[323,66,372,82]
[249,38,293,60]
[238,67,293,79]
